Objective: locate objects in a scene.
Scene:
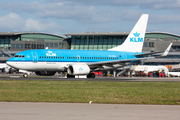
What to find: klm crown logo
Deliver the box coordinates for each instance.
[133,32,140,37]
[130,32,143,42]
[79,67,83,71]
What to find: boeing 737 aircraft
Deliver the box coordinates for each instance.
[6,14,172,78]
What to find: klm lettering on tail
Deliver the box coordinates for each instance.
[130,32,143,42]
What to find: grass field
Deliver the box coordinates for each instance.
[0,80,180,105]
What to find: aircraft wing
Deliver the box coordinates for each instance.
[88,43,172,69]
[88,57,154,69]
[134,51,163,57]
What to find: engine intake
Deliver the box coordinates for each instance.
[67,64,90,75]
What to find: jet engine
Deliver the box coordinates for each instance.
[67,64,90,75]
[35,71,56,76]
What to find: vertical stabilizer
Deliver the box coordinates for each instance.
[108,14,149,53]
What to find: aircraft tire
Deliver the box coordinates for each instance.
[9,68,13,74]
[91,73,95,78]
[67,74,75,78]
[23,73,28,78]
[87,73,95,78]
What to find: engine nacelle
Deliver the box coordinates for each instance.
[35,71,56,76]
[67,64,90,75]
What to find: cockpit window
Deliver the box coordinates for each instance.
[14,55,25,58]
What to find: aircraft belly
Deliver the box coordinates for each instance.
[11,62,68,71]
[33,62,67,71]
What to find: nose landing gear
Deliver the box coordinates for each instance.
[23,73,28,78]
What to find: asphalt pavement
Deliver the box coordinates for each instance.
[1,73,180,82]
[0,102,180,120]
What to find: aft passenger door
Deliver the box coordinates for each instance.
[31,52,38,63]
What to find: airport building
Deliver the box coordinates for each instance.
[1,31,180,66]
[65,32,180,65]
[0,32,70,63]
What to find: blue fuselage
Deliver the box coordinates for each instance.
[7,49,137,63]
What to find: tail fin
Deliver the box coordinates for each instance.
[108,14,149,53]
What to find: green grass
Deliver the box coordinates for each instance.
[0,80,180,105]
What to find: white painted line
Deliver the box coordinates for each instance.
[10,76,20,78]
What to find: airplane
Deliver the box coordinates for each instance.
[6,14,172,78]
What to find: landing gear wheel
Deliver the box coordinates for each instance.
[91,73,95,78]
[67,74,75,78]
[23,73,28,78]
[87,73,95,78]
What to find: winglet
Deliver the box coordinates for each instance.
[160,43,173,57]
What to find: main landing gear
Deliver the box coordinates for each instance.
[67,74,75,78]
[66,73,95,78]
[87,72,95,78]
